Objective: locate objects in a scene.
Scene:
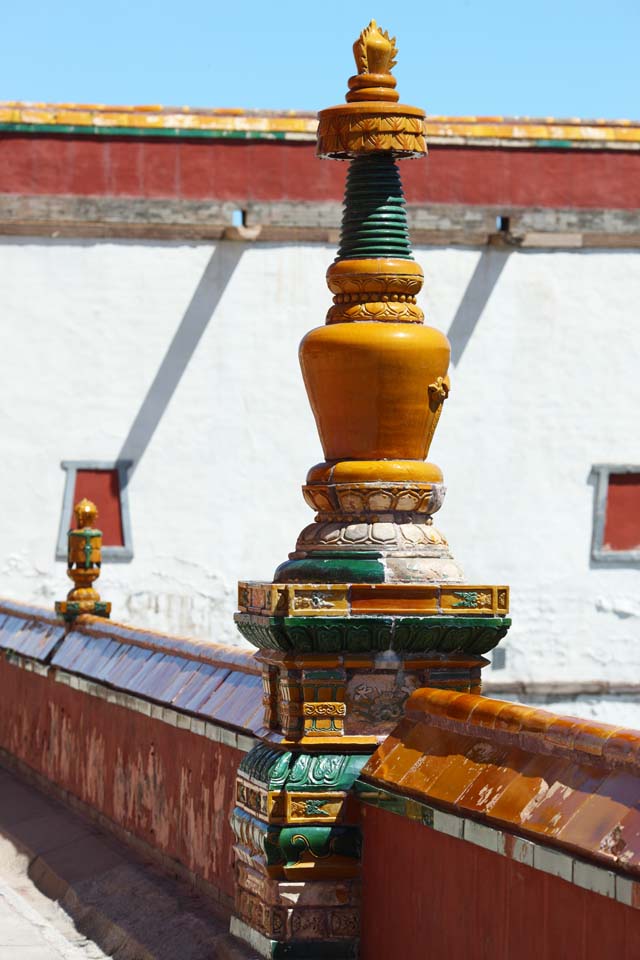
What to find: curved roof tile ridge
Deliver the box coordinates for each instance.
[361,687,640,877]
[0,597,259,674]
[405,687,639,771]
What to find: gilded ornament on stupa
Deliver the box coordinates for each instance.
[230,22,510,958]
[55,499,111,622]
[317,19,426,156]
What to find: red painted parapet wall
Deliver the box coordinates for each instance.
[360,808,639,960]
[1,105,640,209]
[3,136,640,210]
[0,599,263,910]
[357,688,640,959]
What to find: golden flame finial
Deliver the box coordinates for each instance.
[346,20,400,103]
[353,20,398,76]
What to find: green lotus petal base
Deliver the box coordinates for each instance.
[234,613,511,655]
[239,744,369,793]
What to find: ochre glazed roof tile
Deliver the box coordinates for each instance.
[1,101,640,149]
[360,688,640,874]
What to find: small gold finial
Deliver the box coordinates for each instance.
[55,498,111,622]
[74,497,98,529]
[353,20,398,76]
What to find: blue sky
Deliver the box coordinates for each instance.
[3,0,638,119]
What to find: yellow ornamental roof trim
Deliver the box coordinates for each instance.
[1,101,639,148]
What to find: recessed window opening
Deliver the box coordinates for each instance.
[231,208,247,226]
[496,215,510,233]
[590,464,640,563]
[603,472,640,551]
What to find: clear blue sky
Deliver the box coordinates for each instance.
[3,0,638,120]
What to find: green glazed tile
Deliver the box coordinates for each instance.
[239,745,370,793]
[273,557,386,584]
[234,613,511,655]
[230,807,361,868]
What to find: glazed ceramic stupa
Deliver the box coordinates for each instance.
[230,22,510,959]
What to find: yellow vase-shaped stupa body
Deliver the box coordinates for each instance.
[301,313,450,463]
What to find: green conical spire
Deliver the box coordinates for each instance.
[336,154,414,261]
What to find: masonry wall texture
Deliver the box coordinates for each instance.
[1,237,639,722]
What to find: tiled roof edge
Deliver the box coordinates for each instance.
[0,597,60,626]
[1,103,639,148]
[0,597,260,675]
[406,687,640,772]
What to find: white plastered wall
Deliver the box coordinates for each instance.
[1,238,639,721]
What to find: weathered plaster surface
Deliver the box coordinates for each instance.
[1,239,639,721]
[0,658,242,900]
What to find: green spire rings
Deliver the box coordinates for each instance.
[336,154,414,261]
